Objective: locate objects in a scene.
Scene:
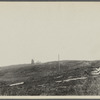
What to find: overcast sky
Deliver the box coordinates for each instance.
[0,2,100,66]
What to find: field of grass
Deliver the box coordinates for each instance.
[0,60,99,95]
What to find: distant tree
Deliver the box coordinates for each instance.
[31,59,34,64]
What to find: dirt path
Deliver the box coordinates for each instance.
[56,76,87,83]
[63,77,87,82]
[10,82,24,86]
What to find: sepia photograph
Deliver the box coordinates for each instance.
[0,2,100,96]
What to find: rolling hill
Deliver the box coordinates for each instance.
[0,60,99,95]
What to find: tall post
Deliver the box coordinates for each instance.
[58,54,60,72]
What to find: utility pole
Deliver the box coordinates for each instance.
[58,54,60,72]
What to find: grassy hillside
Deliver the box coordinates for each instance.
[0,60,99,95]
